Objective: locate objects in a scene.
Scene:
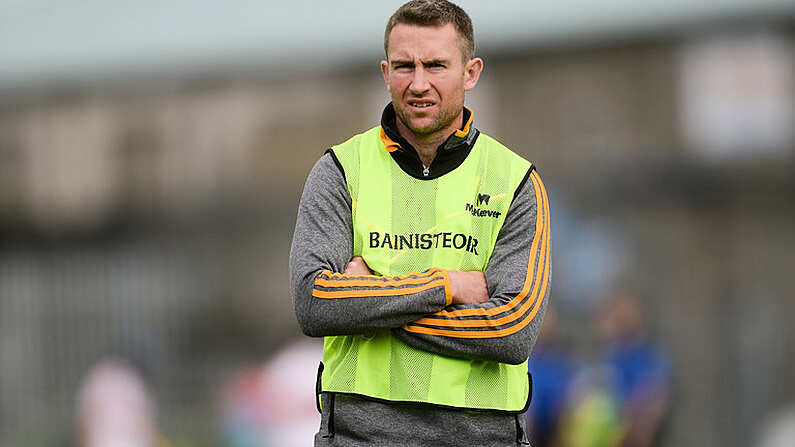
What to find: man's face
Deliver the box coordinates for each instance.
[381,23,482,140]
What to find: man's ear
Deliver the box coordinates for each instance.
[463,57,484,91]
[380,60,390,90]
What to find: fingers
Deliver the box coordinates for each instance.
[344,256,373,275]
[449,270,489,305]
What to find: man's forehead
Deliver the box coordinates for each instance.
[386,23,461,59]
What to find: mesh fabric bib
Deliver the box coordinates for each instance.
[321,125,532,411]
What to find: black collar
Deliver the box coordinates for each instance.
[380,102,480,180]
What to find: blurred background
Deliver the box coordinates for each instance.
[1,1,794,446]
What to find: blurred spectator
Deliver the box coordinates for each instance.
[75,357,159,447]
[558,365,624,447]
[527,307,577,447]
[598,291,673,447]
[218,338,322,447]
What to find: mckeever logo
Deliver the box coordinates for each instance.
[466,193,502,219]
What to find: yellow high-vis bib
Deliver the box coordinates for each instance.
[321,125,532,411]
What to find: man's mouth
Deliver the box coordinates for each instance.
[409,102,435,108]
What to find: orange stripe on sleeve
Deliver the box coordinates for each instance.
[403,171,550,337]
[318,268,442,281]
[313,279,447,299]
[409,221,547,328]
[403,181,549,337]
[315,269,446,289]
[412,170,546,321]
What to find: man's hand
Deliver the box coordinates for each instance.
[448,270,489,305]
[344,256,373,275]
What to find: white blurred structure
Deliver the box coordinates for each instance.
[680,31,795,161]
[219,339,322,447]
[756,406,795,447]
[75,359,157,447]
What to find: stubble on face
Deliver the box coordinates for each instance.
[392,92,463,138]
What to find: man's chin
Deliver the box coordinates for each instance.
[404,118,442,136]
[395,108,444,137]
[408,125,437,136]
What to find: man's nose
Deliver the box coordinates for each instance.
[409,68,430,93]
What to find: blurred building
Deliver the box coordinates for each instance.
[1,1,794,446]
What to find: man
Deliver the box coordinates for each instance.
[598,293,672,447]
[289,1,551,445]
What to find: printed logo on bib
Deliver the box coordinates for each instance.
[369,232,479,255]
[466,192,502,219]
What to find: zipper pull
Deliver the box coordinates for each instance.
[423,165,430,177]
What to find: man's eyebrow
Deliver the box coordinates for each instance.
[390,59,414,67]
[422,59,449,66]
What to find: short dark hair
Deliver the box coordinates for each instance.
[384,0,475,62]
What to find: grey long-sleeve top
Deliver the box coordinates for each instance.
[289,148,550,366]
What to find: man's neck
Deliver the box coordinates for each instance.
[396,114,463,167]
